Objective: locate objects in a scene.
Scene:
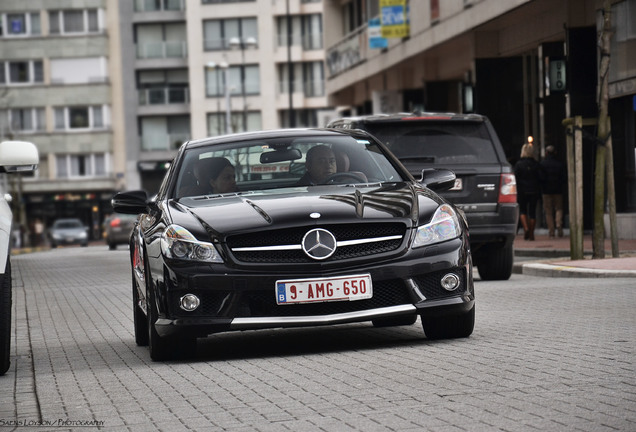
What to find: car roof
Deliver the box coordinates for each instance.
[181,128,371,150]
[330,112,488,123]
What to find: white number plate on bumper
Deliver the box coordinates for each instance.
[276,274,373,305]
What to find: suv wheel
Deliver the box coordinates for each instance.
[0,259,12,375]
[476,243,513,281]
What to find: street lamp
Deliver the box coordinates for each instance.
[229,36,257,132]
[206,61,232,135]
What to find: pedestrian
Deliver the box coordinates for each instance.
[514,142,541,240]
[540,145,567,237]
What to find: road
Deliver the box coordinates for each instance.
[2,246,635,431]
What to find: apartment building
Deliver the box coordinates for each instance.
[324,0,636,236]
[121,0,334,193]
[0,0,124,243]
[1,0,334,238]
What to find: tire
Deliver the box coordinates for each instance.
[372,314,417,327]
[0,259,12,376]
[108,242,116,251]
[145,270,196,361]
[421,306,475,340]
[132,270,148,347]
[477,243,513,281]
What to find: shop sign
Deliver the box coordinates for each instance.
[549,58,567,92]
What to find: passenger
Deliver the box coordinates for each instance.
[182,157,237,196]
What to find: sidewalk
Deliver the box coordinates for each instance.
[513,229,636,278]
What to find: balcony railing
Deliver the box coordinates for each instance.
[141,133,189,151]
[325,25,367,77]
[134,0,185,12]
[138,87,189,105]
[136,41,187,59]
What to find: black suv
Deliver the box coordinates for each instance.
[328,113,518,280]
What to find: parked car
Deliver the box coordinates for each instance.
[328,113,519,280]
[104,213,137,250]
[49,218,88,248]
[112,128,475,361]
[0,140,39,376]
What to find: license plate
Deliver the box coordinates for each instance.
[276,274,372,305]
[449,178,463,191]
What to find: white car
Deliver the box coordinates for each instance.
[0,141,39,376]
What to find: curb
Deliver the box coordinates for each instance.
[520,262,636,278]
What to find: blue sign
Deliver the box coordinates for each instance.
[368,18,388,49]
[382,5,406,26]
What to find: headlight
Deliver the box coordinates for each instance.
[160,224,222,263]
[413,204,462,248]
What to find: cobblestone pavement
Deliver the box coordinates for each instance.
[2,246,635,431]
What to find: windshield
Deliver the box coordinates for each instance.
[364,121,500,165]
[173,134,404,198]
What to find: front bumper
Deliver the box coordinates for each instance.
[151,237,474,338]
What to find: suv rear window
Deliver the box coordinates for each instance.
[363,121,500,165]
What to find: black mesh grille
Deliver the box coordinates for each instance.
[227,223,406,263]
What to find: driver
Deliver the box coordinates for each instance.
[297,145,337,185]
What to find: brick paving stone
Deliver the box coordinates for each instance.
[4,247,636,431]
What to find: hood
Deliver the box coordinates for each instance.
[169,183,442,238]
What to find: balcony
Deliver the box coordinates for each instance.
[138,87,189,105]
[136,41,187,59]
[325,26,367,78]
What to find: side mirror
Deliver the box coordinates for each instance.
[0,141,39,173]
[112,190,149,215]
[420,168,456,192]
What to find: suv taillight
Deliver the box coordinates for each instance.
[498,173,517,203]
[110,218,121,228]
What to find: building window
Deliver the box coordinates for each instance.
[201,0,255,4]
[0,12,40,37]
[134,0,185,12]
[205,65,260,97]
[280,109,319,128]
[207,111,261,136]
[49,9,102,35]
[3,108,46,132]
[301,14,323,50]
[203,17,257,50]
[0,60,44,85]
[53,106,109,131]
[55,153,109,179]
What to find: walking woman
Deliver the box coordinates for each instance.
[514,142,541,240]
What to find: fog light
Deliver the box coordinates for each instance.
[180,294,200,311]
[440,273,460,291]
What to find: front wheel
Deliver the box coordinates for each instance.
[0,259,12,376]
[132,270,148,347]
[146,280,196,361]
[421,306,475,340]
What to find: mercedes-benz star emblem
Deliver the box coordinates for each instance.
[302,228,337,260]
